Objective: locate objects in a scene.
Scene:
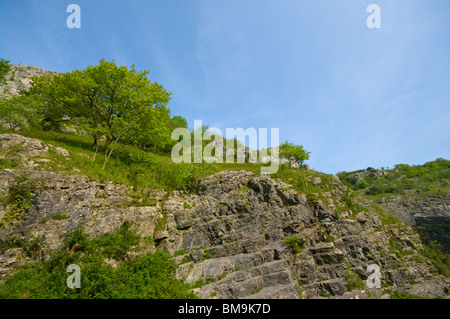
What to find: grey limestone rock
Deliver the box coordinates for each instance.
[0,164,448,299]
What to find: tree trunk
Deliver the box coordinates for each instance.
[104,138,112,153]
[92,136,98,150]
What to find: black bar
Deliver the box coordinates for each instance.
[0,298,447,317]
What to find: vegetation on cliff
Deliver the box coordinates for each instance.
[0,59,448,299]
[337,158,450,197]
[0,222,196,299]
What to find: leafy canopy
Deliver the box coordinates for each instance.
[0,95,44,131]
[279,140,311,167]
[29,59,173,152]
[0,58,11,84]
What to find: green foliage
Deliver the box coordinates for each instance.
[14,130,263,193]
[344,264,365,291]
[173,249,187,257]
[0,222,196,299]
[388,236,413,258]
[343,187,355,209]
[420,240,450,277]
[370,202,402,226]
[0,174,41,227]
[52,212,70,220]
[337,158,450,196]
[0,94,44,131]
[0,58,11,85]
[38,212,69,224]
[279,140,310,167]
[272,165,313,195]
[155,216,168,231]
[115,251,195,298]
[0,235,44,259]
[1,59,189,159]
[191,278,205,289]
[91,221,140,260]
[180,255,192,264]
[0,143,23,168]
[28,59,180,162]
[282,235,305,254]
[387,290,422,299]
[170,115,188,132]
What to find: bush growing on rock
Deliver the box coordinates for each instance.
[282,235,305,254]
[0,222,196,299]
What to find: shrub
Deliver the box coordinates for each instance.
[278,140,311,167]
[421,241,450,277]
[0,58,10,84]
[1,174,41,227]
[0,223,196,299]
[345,268,365,291]
[282,235,305,254]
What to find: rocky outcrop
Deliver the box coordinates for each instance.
[0,168,165,278]
[0,134,70,169]
[0,63,53,97]
[158,171,448,299]
[376,194,450,251]
[0,154,448,298]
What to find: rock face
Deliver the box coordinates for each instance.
[376,194,450,251]
[0,135,448,298]
[1,164,448,299]
[0,168,163,278]
[160,171,448,299]
[0,63,53,97]
[0,134,70,169]
[349,167,390,184]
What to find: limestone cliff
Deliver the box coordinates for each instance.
[0,134,448,299]
[337,166,450,252]
[0,63,53,98]
[375,194,450,251]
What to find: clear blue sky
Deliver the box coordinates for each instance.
[1,0,449,174]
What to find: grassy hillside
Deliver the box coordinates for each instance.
[0,130,339,203]
[1,130,449,298]
[337,158,450,197]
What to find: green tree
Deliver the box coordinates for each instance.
[29,59,172,165]
[170,115,188,132]
[124,103,172,151]
[0,95,44,131]
[279,140,310,167]
[0,58,11,85]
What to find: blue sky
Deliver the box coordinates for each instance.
[1,0,449,174]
